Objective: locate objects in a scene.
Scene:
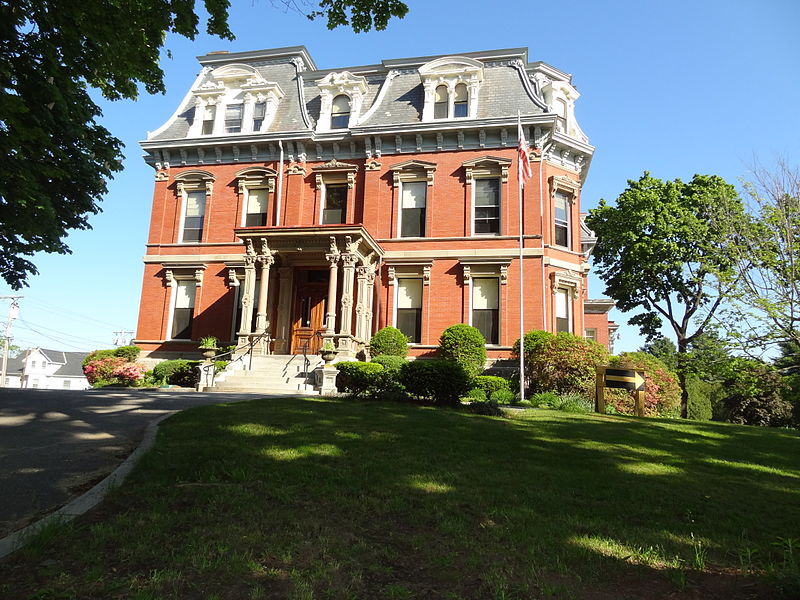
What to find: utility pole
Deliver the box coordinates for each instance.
[0,296,22,388]
[113,330,134,347]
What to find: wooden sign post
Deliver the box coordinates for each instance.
[595,366,647,417]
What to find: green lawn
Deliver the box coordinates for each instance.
[2,397,799,599]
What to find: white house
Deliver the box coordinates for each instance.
[3,348,91,390]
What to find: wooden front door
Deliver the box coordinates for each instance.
[291,284,327,354]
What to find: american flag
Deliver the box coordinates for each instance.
[518,119,533,185]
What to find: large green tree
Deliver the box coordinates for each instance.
[0,0,408,289]
[586,172,745,418]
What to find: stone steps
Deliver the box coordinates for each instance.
[204,354,322,394]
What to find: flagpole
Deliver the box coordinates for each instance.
[517,113,525,403]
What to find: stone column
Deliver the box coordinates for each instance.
[237,255,257,346]
[275,266,293,354]
[338,253,357,347]
[354,265,371,342]
[325,245,340,334]
[254,251,274,334]
[365,267,377,344]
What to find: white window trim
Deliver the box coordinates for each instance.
[471,177,502,237]
[554,287,574,334]
[463,266,505,346]
[241,186,271,227]
[174,172,214,244]
[318,179,350,225]
[419,56,484,122]
[166,279,196,341]
[392,276,424,345]
[397,178,428,239]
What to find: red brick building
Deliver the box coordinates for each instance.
[134,46,614,383]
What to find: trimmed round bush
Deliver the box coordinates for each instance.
[369,327,409,357]
[336,361,384,398]
[473,375,510,396]
[438,324,487,378]
[371,355,405,375]
[152,359,198,387]
[400,360,471,406]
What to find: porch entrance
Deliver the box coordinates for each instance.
[290,269,329,355]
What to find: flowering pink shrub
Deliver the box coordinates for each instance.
[608,352,681,417]
[83,357,144,387]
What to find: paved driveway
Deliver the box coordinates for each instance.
[0,388,270,537]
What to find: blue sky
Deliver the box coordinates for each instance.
[3,0,798,354]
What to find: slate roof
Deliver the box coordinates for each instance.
[146,47,552,142]
[4,356,23,376]
[34,348,89,378]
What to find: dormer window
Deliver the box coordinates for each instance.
[315,72,368,133]
[331,95,351,129]
[225,104,243,133]
[419,56,484,122]
[434,86,448,119]
[252,102,266,131]
[454,83,468,118]
[201,105,216,135]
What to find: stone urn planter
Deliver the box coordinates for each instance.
[319,345,338,366]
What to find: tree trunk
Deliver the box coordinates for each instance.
[677,341,689,419]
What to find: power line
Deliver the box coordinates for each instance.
[17,319,108,350]
[21,297,123,329]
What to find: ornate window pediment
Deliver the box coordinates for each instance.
[235,167,277,194]
[174,170,215,195]
[315,71,369,132]
[313,159,359,189]
[388,159,437,187]
[550,175,581,196]
[462,156,512,184]
[419,56,484,121]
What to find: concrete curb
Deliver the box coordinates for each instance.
[0,411,177,560]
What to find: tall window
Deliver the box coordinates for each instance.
[245,188,268,226]
[181,190,206,243]
[585,328,597,343]
[171,281,196,339]
[454,83,468,118]
[323,184,348,224]
[396,279,422,343]
[400,181,426,237]
[252,102,266,131]
[474,178,500,235]
[472,277,499,344]
[554,191,571,248]
[225,104,243,133]
[555,288,571,333]
[63,380,71,389]
[434,85,448,119]
[331,95,351,129]
[201,105,216,135]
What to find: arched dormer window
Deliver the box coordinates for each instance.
[434,85,448,119]
[454,83,468,118]
[331,95,351,129]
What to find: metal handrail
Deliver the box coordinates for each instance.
[197,331,271,390]
[301,330,325,381]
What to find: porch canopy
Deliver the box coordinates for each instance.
[234,224,384,356]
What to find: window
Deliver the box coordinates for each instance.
[554,191,571,248]
[453,83,468,118]
[474,178,500,235]
[30,361,36,369]
[181,190,206,243]
[63,380,71,389]
[331,95,351,129]
[201,104,216,135]
[225,104,243,133]
[400,181,426,237]
[171,280,196,339]
[31,379,38,388]
[322,184,348,224]
[434,85,448,119]
[555,288,572,333]
[245,188,268,226]
[585,328,597,343]
[472,277,499,344]
[253,102,266,131]
[396,279,422,343]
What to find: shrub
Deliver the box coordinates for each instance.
[473,375,510,396]
[83,355,145,387]
[83,345,140,366]
[400,360,471,406]
[336,361,384,398]
[512,331,609,398]
[716,359,792,427]
[371,355,405,375]
[686,376,717,421]
[608,352,681,417]
[490,389,516,405]
[369,327,409,357]
[464,388,487,403]
[553,393,594,413]
[529,391,559,408]
[151,359,199,387]
[438,324,487,378]
[469,399,504,416]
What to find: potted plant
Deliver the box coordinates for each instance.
[318,339,338,365]
[198,336,218,359]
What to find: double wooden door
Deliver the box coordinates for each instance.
[291,283,327,354]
